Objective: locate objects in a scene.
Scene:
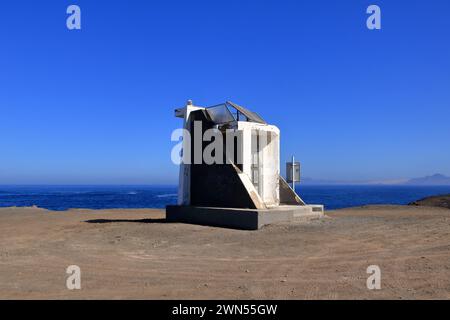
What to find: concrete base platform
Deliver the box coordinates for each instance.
[166,205,324,230]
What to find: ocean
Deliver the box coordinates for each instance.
[1,185,450,211]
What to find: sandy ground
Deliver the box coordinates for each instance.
[0,205,449,300]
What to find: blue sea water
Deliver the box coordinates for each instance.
[0,185,450,211]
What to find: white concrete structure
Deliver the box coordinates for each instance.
[234,121,280,207]
[168,100,324,230]
[174,100,204,206]
[174,100,281,209]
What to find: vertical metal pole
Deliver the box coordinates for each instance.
[292,155,295,193]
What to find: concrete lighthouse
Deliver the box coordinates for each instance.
[167,100,323,230]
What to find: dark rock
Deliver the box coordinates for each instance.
[408,194,450,209]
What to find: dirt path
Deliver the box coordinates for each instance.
[0,205,449,299]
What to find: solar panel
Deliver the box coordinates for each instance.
[226,101,266,124]
[205,101,267,125]
[205,104,235,124]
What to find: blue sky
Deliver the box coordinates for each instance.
[1,0,449,184]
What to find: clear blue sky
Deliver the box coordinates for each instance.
[1,0,449,184]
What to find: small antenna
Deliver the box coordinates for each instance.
[291,155,295,192]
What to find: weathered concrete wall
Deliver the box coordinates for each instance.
[190,164,260,209]
[236,122,280,207]
[261,129,280,207]
[166,205,261,230]
[174,103,282,209]
[166,205,324,230]
[187,110,258,208]
[175,103,205,206]
[279,176,306,205]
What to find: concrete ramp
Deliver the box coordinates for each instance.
[279,176,306,205]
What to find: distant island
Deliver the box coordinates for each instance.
[301,173,450,186]
[404,174,450,186]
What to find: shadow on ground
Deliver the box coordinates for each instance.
[85,218,168,224]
